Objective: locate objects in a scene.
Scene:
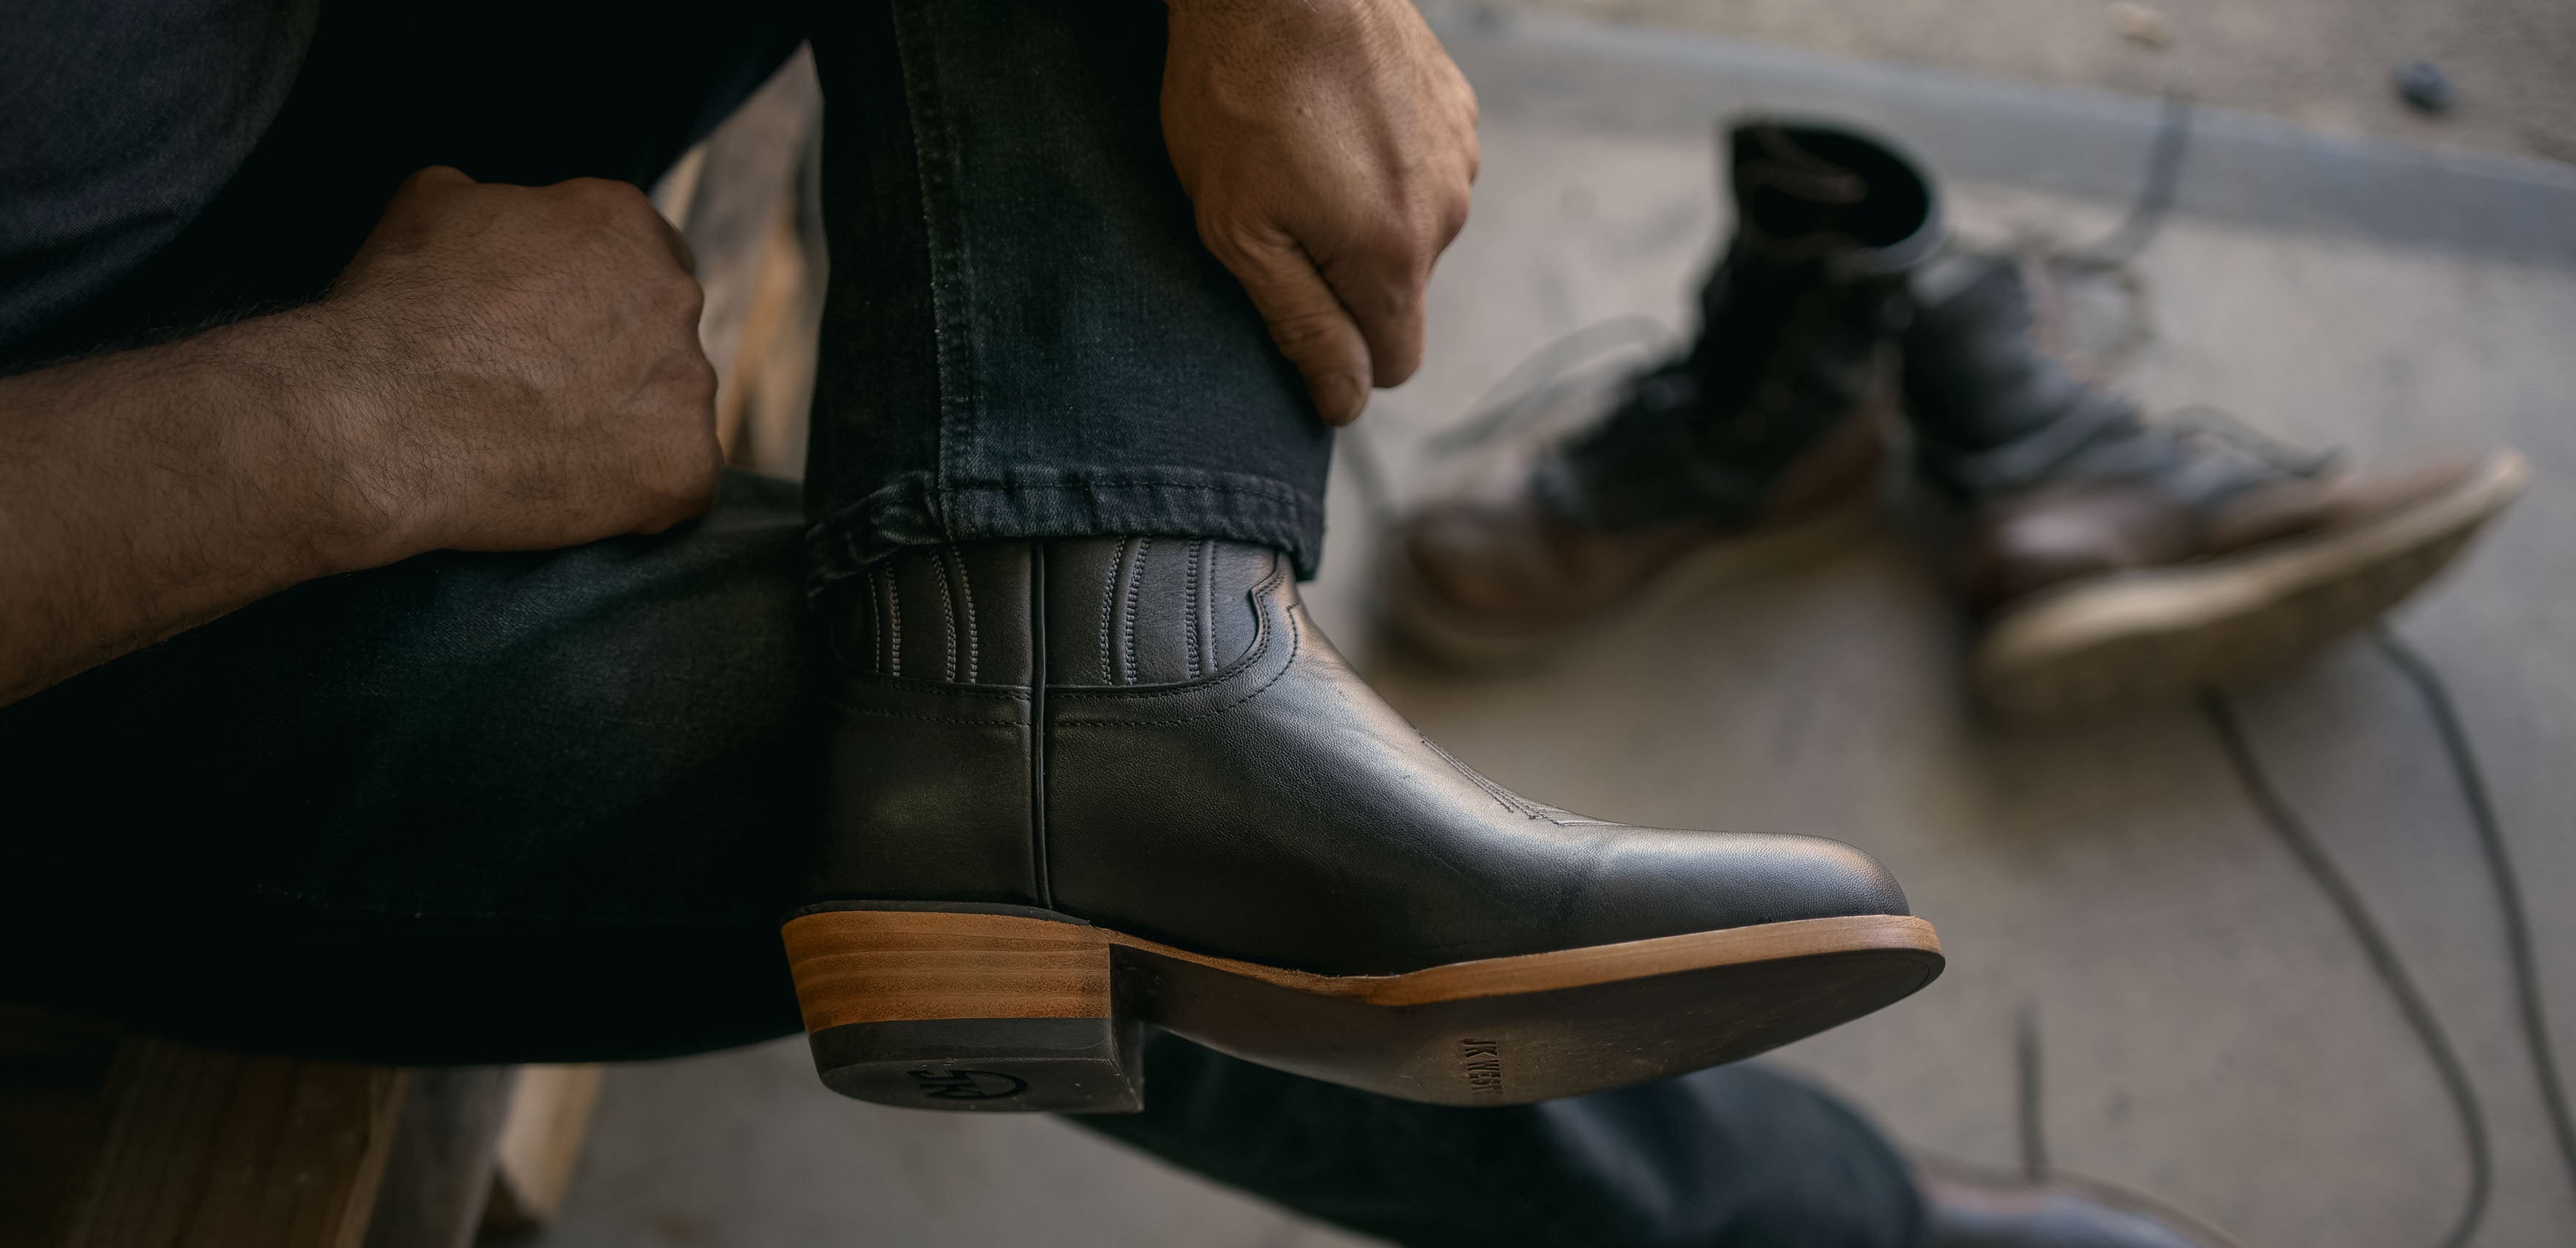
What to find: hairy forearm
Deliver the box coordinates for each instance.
[0,169,723,709]
[0,309,399,706]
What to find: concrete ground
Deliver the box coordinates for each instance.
[524,11,2576,1248]
[1493,0,2576,164]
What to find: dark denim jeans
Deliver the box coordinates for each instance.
[0,1,1919,1244]
[802,0,1332,584]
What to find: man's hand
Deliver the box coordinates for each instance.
[0,167,720,706]
[321,167,722,560]
[1162,0,1477,425]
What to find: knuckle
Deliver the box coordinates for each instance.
[560,176,652,220]
[661,454,720,503]
[1361,222,1436,283]
[659,447,725,519]
[396,165,466,199]
[1264,308,1350,352]
[650,351,717,411]
[1436,195,1471,246]
[1199,225,1270,275]
[682,351,718,399]
[559,175,631,201]
[632,441,714,509]
[658,269,707,315]
[1199,206,1295,264]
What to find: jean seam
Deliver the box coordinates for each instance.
[811,474,1319,531]
[889,0,971,543]
[808,474,1321,577]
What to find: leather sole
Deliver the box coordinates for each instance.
[1974,450,2528,718]
[783,903,1943,1113]
[1383,493,1881,671]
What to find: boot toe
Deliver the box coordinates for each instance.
[1561,828,1911,948]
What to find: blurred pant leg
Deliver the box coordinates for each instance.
[1086,1034,1927,1248]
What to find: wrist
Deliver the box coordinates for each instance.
[212,304,437,578]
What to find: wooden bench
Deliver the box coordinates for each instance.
[0,1005,600,1248]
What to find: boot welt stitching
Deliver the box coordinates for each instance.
[955,552,978,684]
[1055,625,1299,727]
[884,564,902,678]
[932,548,958,681]
[1197,539,1217,677]
[1182,540,1203,679]
[1055,588,1301,725]
[1122,537,1149,684]
[1097,538,1124,684]
[1053,563,1288,703]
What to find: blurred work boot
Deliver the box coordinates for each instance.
[1385,119,1941,666]
[790,539,1941,1113]
[1905,258,2526,717]
[1920,1167,2241,1248]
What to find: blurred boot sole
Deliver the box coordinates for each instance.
[1974,450,2528,718]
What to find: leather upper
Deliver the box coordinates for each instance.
[1906,261,2476,613]
[819,538,1911,976]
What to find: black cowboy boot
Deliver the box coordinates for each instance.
[1905,256,2526,717]
[791,538,1941,1112]
[1386,119,1941,665]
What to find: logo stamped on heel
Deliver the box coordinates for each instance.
[1457,1039,1505,1098]
[907,1068,1030,1100]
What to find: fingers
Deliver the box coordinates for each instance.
[370,166,476,240]
[1316,184,1471,392]
[550,176,698,277]
[1326,249,1428,392]
[647,202,698,277]
[1208,223,1376,425]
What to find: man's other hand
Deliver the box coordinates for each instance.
[324,167,722,559]
[1162,0,1478,426]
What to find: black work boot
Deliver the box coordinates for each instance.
[1904,257,2527,717]
[792,539,1941,1112]
[1386,119,1942,666]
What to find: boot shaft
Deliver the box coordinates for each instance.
[1686,120,1944,395]
[1548,120,1941,529]
[1725,119,1942,271]
[819,538,1286,908]
[831,538,1273,689]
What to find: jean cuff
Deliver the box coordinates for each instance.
[807,466,1326,594]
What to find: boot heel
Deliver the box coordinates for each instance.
[781,905,1141,1113]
